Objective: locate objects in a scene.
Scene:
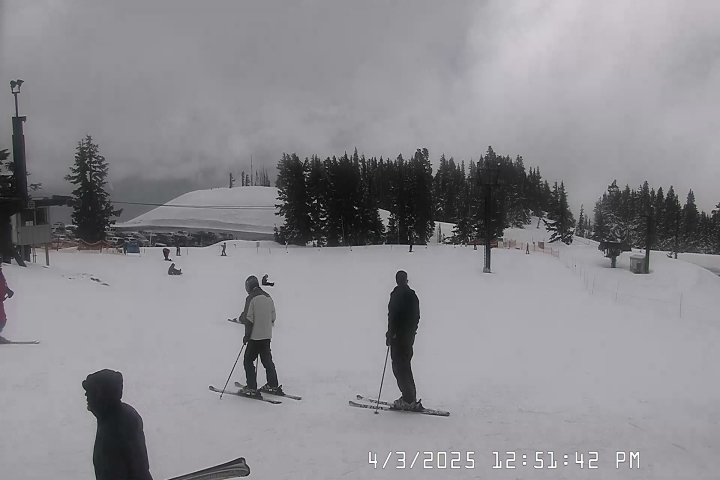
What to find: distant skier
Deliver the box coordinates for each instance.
[175,244,181,256]
[0,263,14,334]
[261,274,274,287]
[237,275,282,397]
[221,242,227,256]
[167,263,182,276]
[386,270,422,411]
[82,369,154,480]
[526,243,530,254]
[162,248,171,261]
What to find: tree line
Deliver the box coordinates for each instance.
[586,180,720,254]
[229,167,272,188]
[274,146,574,246]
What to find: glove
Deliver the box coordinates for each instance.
[6,290,13,299]
[386,332,395,346]
[243,335,249,345]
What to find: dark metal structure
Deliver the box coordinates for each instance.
[478,161,502,273]
[2,81,78,264]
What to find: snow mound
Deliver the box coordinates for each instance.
[117,187,281,236]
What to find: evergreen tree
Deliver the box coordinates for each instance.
[576,204,586,238]
[64,135,122,243]
[682,189,699,251]
[712,202,720,254]
[304,156,327,245]
[543,181,575,244]
[274,153,312,245]
[241,171,245,186]
[229,172,235,188]
[407,148,435,244]
[653,186,665,246]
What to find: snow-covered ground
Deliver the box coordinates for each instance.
[2,228,720,479]
[116,186,281,236]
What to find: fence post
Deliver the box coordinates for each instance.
[679,293,683,318]
[615,280,620,303]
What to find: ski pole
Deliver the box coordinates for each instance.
[219,344,245,400]
[374,345,391,414]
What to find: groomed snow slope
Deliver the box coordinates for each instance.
[117,186,281,235]
[2,236,719,479]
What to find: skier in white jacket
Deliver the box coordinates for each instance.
[237,275,281,397]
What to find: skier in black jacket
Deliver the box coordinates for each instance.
[386,270,423,411]
[83,369,154,480]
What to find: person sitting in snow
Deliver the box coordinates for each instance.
[262,274,274,287]
[167,263,182,275]
[83,369,154,480]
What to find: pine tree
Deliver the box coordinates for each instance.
[407,148,435,244]
[712,202,720,254]
[229,172,235,188]
[64,135,122,243]
[304,156,327,245]
[241,171,245,186]
[576,204,586,238]
[543,181,574,244]
[682,189,699,251]
[275,153,312,245]
[653,186,665,246]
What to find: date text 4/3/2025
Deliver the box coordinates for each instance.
[369,452,476,469]
[493,451,640,469]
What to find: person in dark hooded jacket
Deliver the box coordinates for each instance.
[167,263,182,275]
[386,270,422,411]
[83,369,153,480]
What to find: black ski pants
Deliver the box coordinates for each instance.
[390,333,416,403]
[244,339,279,390]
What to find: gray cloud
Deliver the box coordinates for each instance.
[1,0,719,217]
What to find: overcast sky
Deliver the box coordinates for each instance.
[1,0,719,221]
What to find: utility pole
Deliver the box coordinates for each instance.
[479,161,501,273]
[250,155,253,186]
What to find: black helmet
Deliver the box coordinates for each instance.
[245,275,259,293]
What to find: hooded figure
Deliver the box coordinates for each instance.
[83,369,153,480]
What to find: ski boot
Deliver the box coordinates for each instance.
[392,397,424,411]
[238,386,261,398]
[260,383,285,396]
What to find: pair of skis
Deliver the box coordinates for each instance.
[208,383,302,404]
[0,336,40,345]
[350,395,450,417]
[168,456,249,480]
[210,383,448,416]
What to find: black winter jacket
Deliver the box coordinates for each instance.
[93,403,153,480]
[387,285,420,340]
